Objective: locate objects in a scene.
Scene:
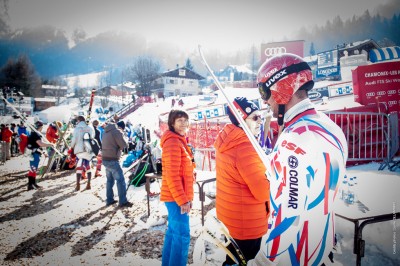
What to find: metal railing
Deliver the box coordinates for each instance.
[326,111,399,166]
[191,111,399,170]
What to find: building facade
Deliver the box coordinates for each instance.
[152,67,205,97]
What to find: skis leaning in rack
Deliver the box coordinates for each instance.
[0,95,63,156]
[39,120,71,180]
[86,88,96,123]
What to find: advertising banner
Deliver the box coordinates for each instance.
[191,105,226,120]
[316,50,340,79]
[260,40,304,63]
[328,81,353,97]
[352,61,400,110]
[308,87,330,101]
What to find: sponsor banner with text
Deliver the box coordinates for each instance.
[352,61,400,111]
[353,61,400,133]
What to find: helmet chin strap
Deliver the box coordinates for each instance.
[278,104,285,126]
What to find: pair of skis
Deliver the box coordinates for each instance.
[86,88,96,124]
[195,214,247,265]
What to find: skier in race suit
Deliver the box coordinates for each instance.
[248,53,348,266]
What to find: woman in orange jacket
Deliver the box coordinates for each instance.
[214,97,270,265]
[160,109,195,266]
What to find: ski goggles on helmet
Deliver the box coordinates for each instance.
[258,61,311,101]
[258,83,271,101]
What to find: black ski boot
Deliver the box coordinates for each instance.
[85,172,91,190]
[33,177,42,189]
[75,173,82,191]
[27,176,34,191]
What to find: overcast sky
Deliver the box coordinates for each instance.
[6,0,397,52]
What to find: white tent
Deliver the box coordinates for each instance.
[37,106,73,123]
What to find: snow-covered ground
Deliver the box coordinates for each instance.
[0,91,399,265]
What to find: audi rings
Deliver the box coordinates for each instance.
[264,47,287,57]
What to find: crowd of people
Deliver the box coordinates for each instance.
[1,53,349,266]
[0,122,29,160]
[1,113,145,199]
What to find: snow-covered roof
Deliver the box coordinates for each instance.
[41,85,68,90]
[161,67,205,80]
[34,98,57,102]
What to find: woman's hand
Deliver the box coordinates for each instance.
[180,201,191,214]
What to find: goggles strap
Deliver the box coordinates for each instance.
[263,62,311,91]
[278,104,285,126]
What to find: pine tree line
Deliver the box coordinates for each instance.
[298,10,400,55]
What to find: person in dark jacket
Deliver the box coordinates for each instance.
[92,120,102,148]
[92,119,103,177]
[102,121,132,207]
[27,120,54,190]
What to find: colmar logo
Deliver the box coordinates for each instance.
[288,169,299,209]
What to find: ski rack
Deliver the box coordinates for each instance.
[39,120,71,180]
[0,95,63,156]
[198,45,270,169]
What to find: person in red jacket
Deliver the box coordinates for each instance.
[160,109,195,266]
[2,124,13,160]
[46,121,61,143]
[214,97,270,265]
[46,121,62,158]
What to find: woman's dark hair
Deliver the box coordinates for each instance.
[168,109,189,132]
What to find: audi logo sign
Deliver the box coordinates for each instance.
[260,41,304,63]
[264,47,287,57]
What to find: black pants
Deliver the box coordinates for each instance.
[223,237,262,266]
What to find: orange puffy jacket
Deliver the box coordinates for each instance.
[214,124,270,240]
[46,124,59,144]
[160,130,195,206]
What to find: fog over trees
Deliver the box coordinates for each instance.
[0,0,399,84]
